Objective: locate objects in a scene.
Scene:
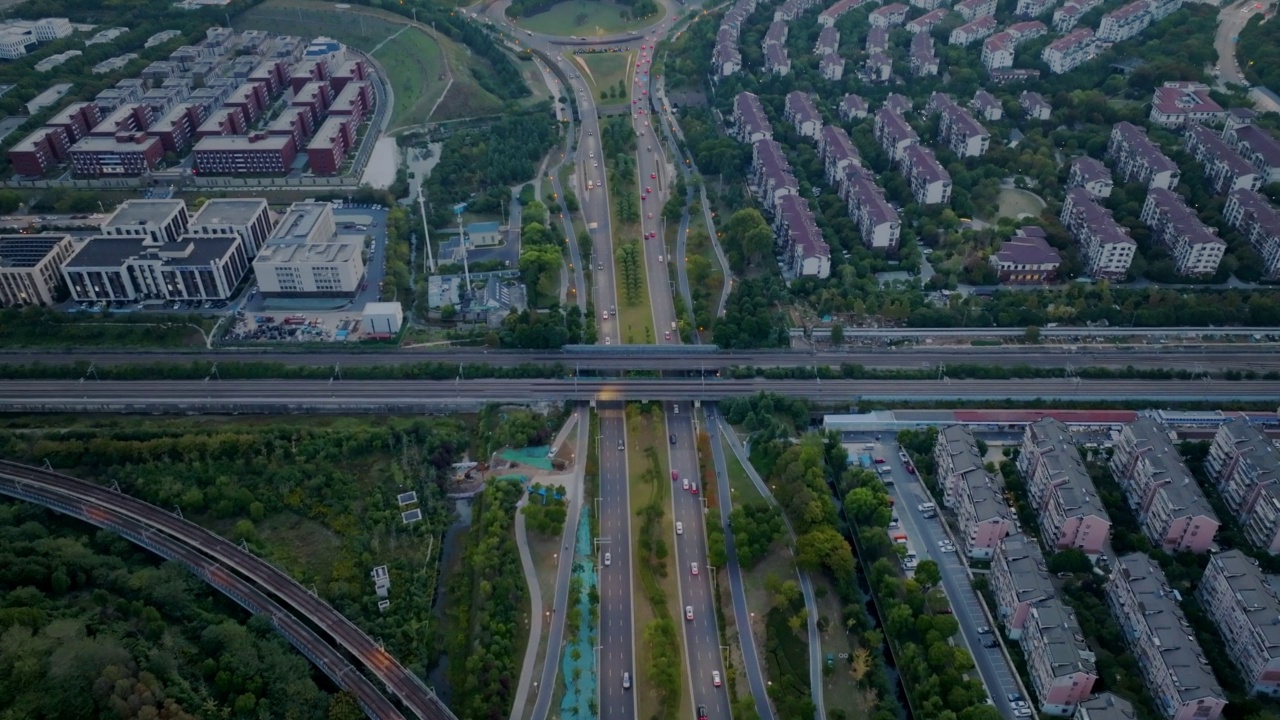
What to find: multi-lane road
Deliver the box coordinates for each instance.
[597,401,639,720]
[667,404,732,720]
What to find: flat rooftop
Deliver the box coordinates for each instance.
[192,198,268,227]
[65,235,236,269]
[267,202,332,245]
[255,241,357,264]
[105,199,184,229]
[0,234,69,268]
[193,134,293,152]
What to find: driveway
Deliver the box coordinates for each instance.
[876,440,1027,716]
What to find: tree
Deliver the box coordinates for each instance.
[914,560,941,591]
[830,324,844,346]
[0,189,21,213]
[1046,548,1092,575]
[1024,325,1041,343]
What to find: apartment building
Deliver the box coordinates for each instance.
[733,92,773,144]
[819,53,846,80]
[1016,0,1057,15]
[1021,91,1052,120]
[864,51,892,82]
[751,139,800,216]
[951,15,999,45]
[1223,121,1280,184]
[147,103,205,154]
[929,93,990,157]
[1184,124,1264,195]
[991,534,1055,639]
[1042,28,1096,74]
[192,133,298,175]
[1106,553,1227,720]
[253,201,364,297]
[935,425,986,507]
[89,104,156,138]
[873,107,919,162]
[845,168,901,249]
[819,0,866,25]
[1060,188,1135,279]
[869,2,910,25]
[1205,421,1280,553]
[1097,0,1152,41]
[955,467,1012,559]
[776,194,832,279]
[1068,156,1114,198]
[1107,122,1180,190]
[1018,418,1112,555]
[815,26,839,54]
[981,32,1015,67]
[867,26,890,53]
[910,0,946,10]
[69,134,164,178]
[839,94,869,121]
[8,127,70,177]
[884,93,913,116]
[225,82,268,125]
[903,145,953,205]
[0,234,75,307]
[765,43,791,75]
[972,90,1003,121]
[1223,189,1280,281]
[909,33,940,76]
[307,116,355,176]
[1198,550,1280,696]
[1023,600,1098,716]
[785,91,823,140]
[957,0,998,19]
[990,68,1042,84]
[1110,418,1220,553]
[990,226,1062,283]
[775,0,823,21]
[1053,0,1102,30]
[1075,694,1137,720]
[1139,188,1226,276]
[1149,82,1226,128]
[907,8,950,34]
[821,125,862,187]
[45,103,102,145]
[1009,19,1049,40]
[328,81,373,126]
[712,27,743,77]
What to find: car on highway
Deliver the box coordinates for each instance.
[664,331,671,340]
[981,638,999,649]
[686,606,694,620]
[670,433,677,444]
[1014,710,1032,718]
[651,172,657,179]
[1012,701,1030,710]
[617,439,624,450]
[672,470,679,481]
[691,562,699,575]
[645,186,651,193]
[690,483,698,495]
[648,212,653,218]
[1007,693,1024,703]
[874,457,886,464]
[683,478,690,490]
[676,521,684,534]
[658,254,664,262]
[712,671,721,687]
[697,706,708,720]
[977,625,991,634]
[623,672,631,689]
[604,552,612,566]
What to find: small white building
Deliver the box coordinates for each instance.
[362,301,404,336]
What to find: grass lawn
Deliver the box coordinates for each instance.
[574,50,634,100]
[430,38,506,123]
[811,574,875,720]
[516,522,564,720]
[513,0,666,36]
[373,27,448,130]
[993,187,1047,221]
[610,171,656,344]
[0,311,214,349]
[625,404,690,720]
[722,437,765,505]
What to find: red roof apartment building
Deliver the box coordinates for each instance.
[193,133,297,175]
[70,133,163,177]
[287,58,328,93]
[329,58,367,93]
[328,81,372,126]
[225,82,269,125]
[9,127,70,177]
[248,59,288,99]
[306,116,354,176]
[45,102,102,144]
[89,103,156,138]
[291,81,334,127]
[147,103,208,154]
[194,106,248,140]
[266,106,315,149]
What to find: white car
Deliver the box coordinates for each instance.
[1014,710,1032,718]
[711,671,721,687]
[686,606,694,620]
[623,672,631,689]
[682,478,689,490]
[691,562,699,575]
[938,539,954,548]
[604,552,612,566]
[676,521,684,534]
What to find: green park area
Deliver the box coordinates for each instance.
[234,0,503,129]
[514,0,665,35]
[573,50,634,101]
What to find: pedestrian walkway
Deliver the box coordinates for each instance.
[559,508,598,720]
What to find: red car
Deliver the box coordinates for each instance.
[874,457,886,464]
[906,464,917,475]
[672,471,679,481]
[651,172,657,179]
[645,186,651,193]
[690,483,698,495]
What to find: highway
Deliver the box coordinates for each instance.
[0,460,451,720]
[6,348,1280,373]
[597,401,638,720]
[4,378,1279,412]
[668,404,731,720]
